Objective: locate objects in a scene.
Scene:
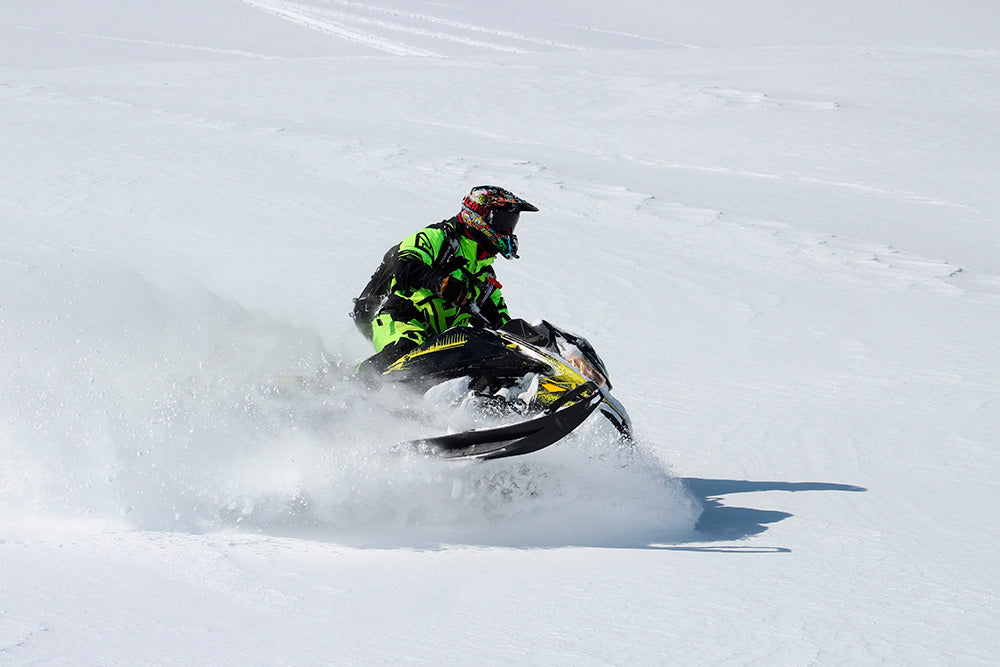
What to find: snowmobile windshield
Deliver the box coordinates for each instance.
[561,348,608,388]
[489,205,520,235]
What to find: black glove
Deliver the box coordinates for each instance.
[438,275,470,307]
[440,254,467,274]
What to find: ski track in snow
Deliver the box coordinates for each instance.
[316,0,589,50]
[642,157,980,212]
[258,1,532,54]
[240,0,590,56]
[239,0,441,57]
[562,22,700,48]
[61,31,283,60]
[0,625,47,656]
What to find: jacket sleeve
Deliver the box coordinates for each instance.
[392,228,448,292]
[487,289,510,327]
[478,270,511,327]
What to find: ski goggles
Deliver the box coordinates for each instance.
[488,204,520,235]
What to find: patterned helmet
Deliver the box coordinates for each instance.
[459,185,538,259]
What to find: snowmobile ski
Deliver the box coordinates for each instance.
[409,382,603,461]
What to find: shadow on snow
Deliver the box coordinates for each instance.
[653,478,868,553]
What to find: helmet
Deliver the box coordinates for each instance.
[459,185,538,259]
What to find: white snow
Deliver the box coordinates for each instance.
[2,0,999,663]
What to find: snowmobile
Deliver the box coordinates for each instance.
[380,316,632,461]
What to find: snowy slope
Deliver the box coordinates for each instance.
[2,1,999,664]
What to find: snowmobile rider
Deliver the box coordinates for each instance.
[353,185,538,379]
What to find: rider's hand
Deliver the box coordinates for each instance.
[440,255,467,273]
[438,275,471,307]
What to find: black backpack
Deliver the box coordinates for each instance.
[351,244,399,339]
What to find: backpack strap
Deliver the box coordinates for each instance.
[427,218,462,271]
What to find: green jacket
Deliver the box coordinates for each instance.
[374,218,510,350]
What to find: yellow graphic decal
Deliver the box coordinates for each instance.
[386,334,467,372]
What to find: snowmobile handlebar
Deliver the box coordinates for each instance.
[464,303,493,328]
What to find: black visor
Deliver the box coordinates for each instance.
[489,205,520,235]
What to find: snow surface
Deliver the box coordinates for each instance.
[2,0,999,663]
